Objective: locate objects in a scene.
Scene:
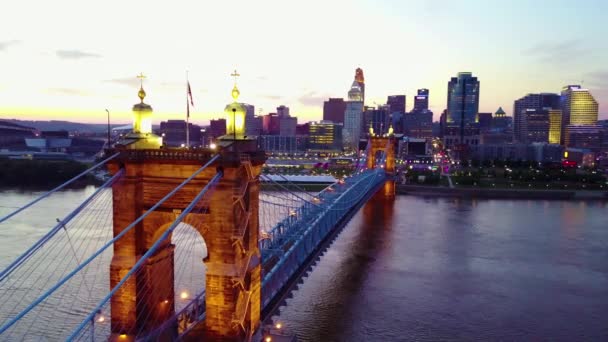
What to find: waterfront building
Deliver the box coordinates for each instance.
[565,125,602,151]
[279,116,297,136]
[523,109,550,143]
[513,93,560,142]
[561,85,598,126]
[446,72,480,127]
[259,135,308,154]
[323,98,346,124]
[444,72,480,150]
[308,120,343,152]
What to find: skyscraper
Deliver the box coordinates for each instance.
[413,89,429,112]
[344,101,364,150]
[323,98,346,124]
[387,95,406,114]
[355,67,365,104]
[443,72,481,149]
[446,72,480,127]
[513,93,560,142]
[560,85,598,126]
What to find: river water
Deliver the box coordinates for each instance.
[1,189,607,341]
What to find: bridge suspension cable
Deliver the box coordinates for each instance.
[68,172,223,341]
[0,152,120,225]
[0,154,220,338]
[0,169,124,283]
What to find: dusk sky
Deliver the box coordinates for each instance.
[0,0,606,125]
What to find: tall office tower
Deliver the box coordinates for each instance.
[523,109,550,143]
[323,98,347,124]
[344,101,364,150]
[447,72,480,126]
[413,88,429,112]
[561,85,599,148]
[548,109,562,144]
[561,85,599,126]
[348,79,364,102]
[355,67,365,104]
[387,95,406,114]
[277,105,290,117]
[513,93,560,142]
[444,72,480,148]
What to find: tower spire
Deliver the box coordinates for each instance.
[230,69,240,101]
[137,72,146,103]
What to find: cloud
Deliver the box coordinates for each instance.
[56,49,101,59]
[523,39,586,64]
[103,77,141,87]
[45,87,91,96]
[259,94,283,101]
[298,91,331,107]
[0,40,20,51]
[585,70,608,87]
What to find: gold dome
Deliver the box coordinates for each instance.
[138,87,146,103]
[231,85,240,101]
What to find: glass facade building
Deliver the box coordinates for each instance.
[446,72,480,126]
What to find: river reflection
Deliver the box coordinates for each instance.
[273,196,608,341]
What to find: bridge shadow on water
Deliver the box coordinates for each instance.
[272,192,395,342]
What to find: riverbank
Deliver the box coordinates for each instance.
[397,184,608,200]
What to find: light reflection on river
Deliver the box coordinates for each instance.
[1,189,607,341]
[272,195,608,341]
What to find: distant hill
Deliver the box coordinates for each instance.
[1,119,130,133]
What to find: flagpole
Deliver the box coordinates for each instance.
[186,71,190,148]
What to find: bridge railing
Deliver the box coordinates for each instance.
[260,168,386,309]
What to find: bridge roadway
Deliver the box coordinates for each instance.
[146,168,388,340]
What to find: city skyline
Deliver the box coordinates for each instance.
[0,0,607,124]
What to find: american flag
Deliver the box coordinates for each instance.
[187,81,194,118]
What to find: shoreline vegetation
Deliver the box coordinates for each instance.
[0,159,101,189]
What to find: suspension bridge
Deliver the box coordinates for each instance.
[0,78,397,341]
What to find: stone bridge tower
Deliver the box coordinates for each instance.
[366,125,396,198]
[106,75,264,341]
